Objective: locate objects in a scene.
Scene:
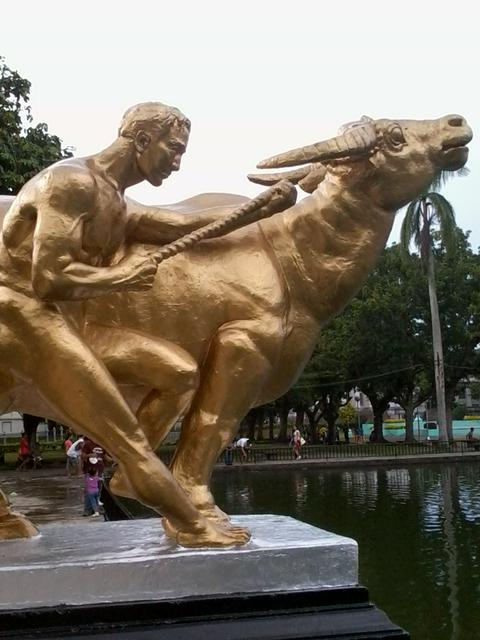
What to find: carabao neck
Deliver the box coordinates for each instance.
[260,175,395,322]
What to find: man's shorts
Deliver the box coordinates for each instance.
[66,456,79,471]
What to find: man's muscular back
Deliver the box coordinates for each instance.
[0,158,150,301]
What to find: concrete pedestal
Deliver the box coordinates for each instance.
[0,515,408,638]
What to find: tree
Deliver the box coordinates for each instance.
[429,228,480,436]
[1,57,72,443]
[343,245,431,442]
[0,56,72,195]
[401,190,459,442]
[302,315,356,444]
[337,403,356,443]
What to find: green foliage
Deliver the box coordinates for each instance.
[263,226,480,443]
[344,244,431,440]
[0,56,72,195]
[452,405,465,421]
[431,229,480,394]
[337,403,356,427]
[401,192,457,263]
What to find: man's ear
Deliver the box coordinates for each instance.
[134,130,151,153]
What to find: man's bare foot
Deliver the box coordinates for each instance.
[162,516,251,547]
[197,503,230,524]
[197,504,251,537]
[176,524,250,548]
[163,511,251,542]
[174,518,251,548]
[171,481,251,536]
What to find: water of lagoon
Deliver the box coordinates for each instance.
[212,462,480,640]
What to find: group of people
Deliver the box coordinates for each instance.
[226,430,308,464]
[64,434,106,517]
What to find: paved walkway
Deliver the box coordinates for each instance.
[217,450,480,470]
[1,469,85,525]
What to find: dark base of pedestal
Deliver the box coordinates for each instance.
[1,586,409,639]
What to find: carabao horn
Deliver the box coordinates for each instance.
[257,122,377,169]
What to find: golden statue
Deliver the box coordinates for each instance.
[0,107,472,546]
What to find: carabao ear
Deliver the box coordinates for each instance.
[248,165,311,187]
[248,163,326,194]
[298,165,327,193]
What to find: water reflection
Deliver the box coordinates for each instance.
[212,462,480,640]
[385,468,411,502]
[4,463,480,639]
[341,470,378,510]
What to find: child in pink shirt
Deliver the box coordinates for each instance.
[83,459,101,517]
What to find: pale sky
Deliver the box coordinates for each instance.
[2,0,478,245]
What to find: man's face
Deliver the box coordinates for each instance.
[137,123,189,187]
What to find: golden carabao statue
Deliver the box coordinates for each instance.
[0,107,472,546]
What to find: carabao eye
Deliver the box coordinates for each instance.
[387,125,406,147]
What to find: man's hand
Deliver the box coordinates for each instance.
[234,180,297,230]
[256,180,297,220]
[119,251,159,291]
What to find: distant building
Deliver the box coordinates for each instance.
[0,413,54,438]
[0,412,24,436]
[454,378,480,413]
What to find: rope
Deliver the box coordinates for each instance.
[150,180,292,264]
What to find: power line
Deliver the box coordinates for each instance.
[294,361,480,390]
[294,364,421,390]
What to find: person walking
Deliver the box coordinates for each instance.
[292,428,302,460]
[16,433,31,471]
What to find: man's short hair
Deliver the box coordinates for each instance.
[119,102,190,139]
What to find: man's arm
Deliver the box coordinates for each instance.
[124,184,297,246]
[125,196,248,245]
[31,168,157,301]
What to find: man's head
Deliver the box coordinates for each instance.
[119,102,190,186]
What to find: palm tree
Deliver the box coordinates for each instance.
[400,190,457,443]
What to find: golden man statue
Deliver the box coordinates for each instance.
[0,104,472,546]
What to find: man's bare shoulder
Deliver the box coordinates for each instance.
[32,159,97,214]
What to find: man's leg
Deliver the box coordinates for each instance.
[0,287,248,546]
[85,325,200,498]
[170,319,281,531]
[86,325,199,446]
